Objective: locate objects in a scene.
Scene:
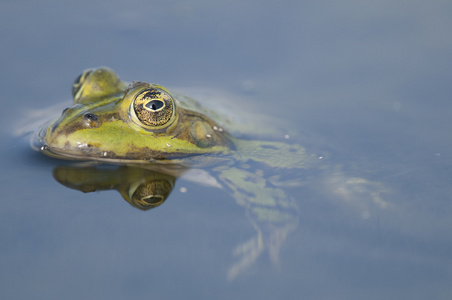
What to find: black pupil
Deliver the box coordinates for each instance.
[145,100,164,111]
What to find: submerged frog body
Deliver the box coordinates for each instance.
[33,67,387,280]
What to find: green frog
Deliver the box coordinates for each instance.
[32,67,387,280]
[34,67,315,169]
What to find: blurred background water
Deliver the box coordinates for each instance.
[1,1,452,299]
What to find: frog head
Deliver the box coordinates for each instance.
[35,67,233,164]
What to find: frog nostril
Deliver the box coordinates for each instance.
[84,113,98,121]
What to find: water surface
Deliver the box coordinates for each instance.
[1,1,452,299]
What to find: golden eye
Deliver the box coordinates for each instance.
[133,87,175,127]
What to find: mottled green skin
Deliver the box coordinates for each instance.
[35,67,235,165]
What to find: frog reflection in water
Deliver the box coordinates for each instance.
[33,67,387,280]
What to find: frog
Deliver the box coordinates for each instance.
[33,67,315,168]
[32,67,388,280]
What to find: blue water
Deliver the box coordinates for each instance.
[1,1,452,299]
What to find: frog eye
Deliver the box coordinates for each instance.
[133,87,175,127]
[72,69,93,98]
[130,180,173,210]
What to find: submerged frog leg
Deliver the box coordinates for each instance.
[322,166,390,218]
[217,167,299,280]
[227,231,264,281]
